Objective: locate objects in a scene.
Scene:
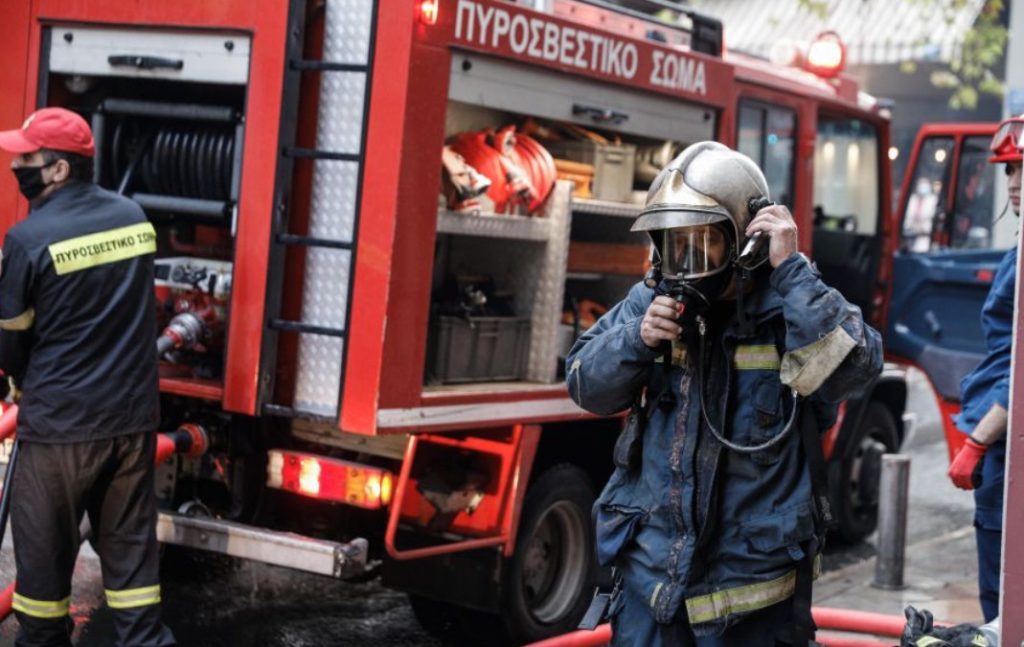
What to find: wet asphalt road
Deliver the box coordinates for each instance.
[0,368,973,646]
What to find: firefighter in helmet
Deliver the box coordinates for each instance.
[0,108,174,646]
[567,141,882,645]
[947,113,1024,622]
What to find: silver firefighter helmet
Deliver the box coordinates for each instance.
[632,141,769,282]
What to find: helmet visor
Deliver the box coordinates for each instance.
[660,223,733,280]
[990,118,1024,162]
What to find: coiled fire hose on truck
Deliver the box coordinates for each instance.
[0,403,208,623]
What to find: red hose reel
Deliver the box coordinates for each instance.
[449,125,556,215]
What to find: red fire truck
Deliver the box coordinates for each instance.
[0,0,909,643]
[887,122,1012,463]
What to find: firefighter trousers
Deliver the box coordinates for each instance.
[9,432,175,647]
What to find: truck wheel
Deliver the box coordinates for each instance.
[828,402,899,544]
[499,463,597,644]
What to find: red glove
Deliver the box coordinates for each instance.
[948,438,987,490]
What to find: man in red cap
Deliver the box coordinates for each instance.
[0,107,174,646]
[946,113,1023,623]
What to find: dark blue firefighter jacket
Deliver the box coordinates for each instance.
[566,254,883,636]
[955,245,1017,530]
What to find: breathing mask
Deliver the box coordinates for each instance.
[634,141,771,321]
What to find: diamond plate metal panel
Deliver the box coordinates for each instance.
[572,197,642,219]
[310,160,359,240]
[294,335,344,417]
[316,72,365,156]
[526,182,572,382]
[294,247,351,416]
[299,248,351,329]
[324,0,372,65]
[437,211,551,241]
[290,0,373,417]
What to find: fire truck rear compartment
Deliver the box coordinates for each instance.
[428,54,716,390]
[42,25,249,391]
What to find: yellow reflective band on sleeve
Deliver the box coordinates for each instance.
[733,344,780,370]
[48,222,156,276]
[12,593,70,619]
[685,570,795,625]
[916,637,949,647]
[105,584,161,609]
[780,325,857,396]
[0,307,34,331]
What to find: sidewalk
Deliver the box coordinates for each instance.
[815,525,982,628]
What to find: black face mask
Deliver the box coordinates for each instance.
[661,269,735,326]
[12,162,56,201]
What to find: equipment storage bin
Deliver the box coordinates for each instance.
[427,316,531,383]
[546,140,636,202]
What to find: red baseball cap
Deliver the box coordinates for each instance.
[0,107,95,158]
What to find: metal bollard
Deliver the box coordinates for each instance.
[873,454,911,590]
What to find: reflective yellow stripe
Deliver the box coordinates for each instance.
[48,222,156,276]
[12,593,70,619]
[0,307,34,331]
[916,637,948,647]
[105,584,161,609]
[653,341,688,367]
[780,325,857,395]
[685,571,795,624]
[649,582,663,608]
[734,344,780,370]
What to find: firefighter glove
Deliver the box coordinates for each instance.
[901,606,990,647]
[948,437,987,490]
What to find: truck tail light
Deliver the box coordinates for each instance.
[418,0,439,25]
[267,450,395,510]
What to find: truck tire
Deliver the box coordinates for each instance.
[828,402,899,544]
[499,463,597,645]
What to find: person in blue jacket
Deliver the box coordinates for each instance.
[946,114,1024,622]
[566,142,883,646]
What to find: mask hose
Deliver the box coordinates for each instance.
[696,316,800,454]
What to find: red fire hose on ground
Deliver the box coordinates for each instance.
[522,607,924,647]
[0,405,203,623]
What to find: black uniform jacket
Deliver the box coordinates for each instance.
[0,182,159,443]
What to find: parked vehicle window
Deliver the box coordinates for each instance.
[950,135,1001,250]
[737,101,796,207]
[900,136,954,252]
[813,116,880,235]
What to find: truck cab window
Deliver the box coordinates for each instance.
[901,136,953,252]
[951,136,1000,250]
[813,116,880,235]
[737,101,795,206]
[810,114,883,321]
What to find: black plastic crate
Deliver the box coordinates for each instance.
[426,316,531,384]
